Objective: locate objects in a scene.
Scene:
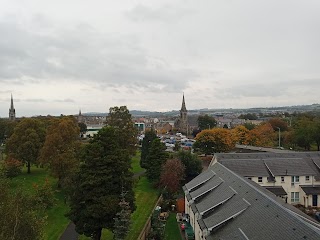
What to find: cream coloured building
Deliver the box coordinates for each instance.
[211,152,320,207]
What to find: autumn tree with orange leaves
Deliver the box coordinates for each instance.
[246,123,275,147]
[39,117,80,188]
[232,125,250,145]
[194,128,236,154]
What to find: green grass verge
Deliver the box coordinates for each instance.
[164,213,183,240]
[126,176,159,240]
[9,166,69,240]
[131,151,144,174]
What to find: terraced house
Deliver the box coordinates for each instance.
[211,152,320,207]
[183,162,320,240]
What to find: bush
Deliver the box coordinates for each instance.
[32,178,56,209]
[2,157,23,178]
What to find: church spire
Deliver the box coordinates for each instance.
[9,94,16,121]
[181,93,187,112]
[10,94,14,109]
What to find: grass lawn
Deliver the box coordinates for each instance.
[164,213,183,240]
[131,151,144,174]
[9,166,70,240]
[126,176,159,240]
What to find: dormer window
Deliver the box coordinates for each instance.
[281,176,285,182]
[258,177,263,183]
[306,176,310,182]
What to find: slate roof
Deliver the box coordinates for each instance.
[264,186,287,196]
[301,186,320,195]
[214,152,320,179]
[184,163,320,240]
[184,169,215,192]
[219,159,270,177]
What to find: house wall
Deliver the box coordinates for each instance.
[249,175,318,205]
[185,196,203,240]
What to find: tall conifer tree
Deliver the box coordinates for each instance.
[67,127,135,240]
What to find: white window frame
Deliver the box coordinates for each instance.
[291,192,299,203]
[258,177,263,183]
[306,176,310,182]
[291,176,299,184]
[281,176,285,182]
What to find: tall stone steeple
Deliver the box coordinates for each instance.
[9,94,16,121]
[179,93,188,133]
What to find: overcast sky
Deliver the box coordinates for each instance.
[0,0,320,117]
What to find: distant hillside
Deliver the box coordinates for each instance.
[78,104,320,117]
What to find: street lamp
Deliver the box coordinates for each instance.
[276,127,281,148]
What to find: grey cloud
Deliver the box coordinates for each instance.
[25,98,47,102]
[126,4,194,23]
[0,17,196,93]
[54,98,75,103]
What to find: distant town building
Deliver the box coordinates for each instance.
[134,122,145,133]
[9,94,15,121]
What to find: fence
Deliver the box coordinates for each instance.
[137,194,163,240]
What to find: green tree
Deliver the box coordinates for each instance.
[312,118,320,151]
[145,138,168,183]
[39,117,80,188]
[267,118,289,131]
[243,122,256,130]
[78,122,87,136]
[238,113,258,120]
[140,130,157,168]
[0,176,45,240]
[0,119,16,144]
[113,189,131,240]
[293,117,315,150]
[197,115,217,130]
[106,106,138,156]
[67,127,135,240]
[177,150,202,182]
[6,118,46,174]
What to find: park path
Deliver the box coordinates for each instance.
[59,169,146,240]
[59,222,78,240]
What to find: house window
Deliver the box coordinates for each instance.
[291,176,299,184]
[248,177,252,180]
[258,177,263,183]
[281,176,285,182]
[291,192,300,203]
[306,176,310,182]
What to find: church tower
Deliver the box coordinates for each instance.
[9,94,16,121]
[78,109,84,123]
[179,93,188,133]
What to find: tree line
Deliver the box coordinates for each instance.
[0,106,138,240]
[193,112,320,154]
